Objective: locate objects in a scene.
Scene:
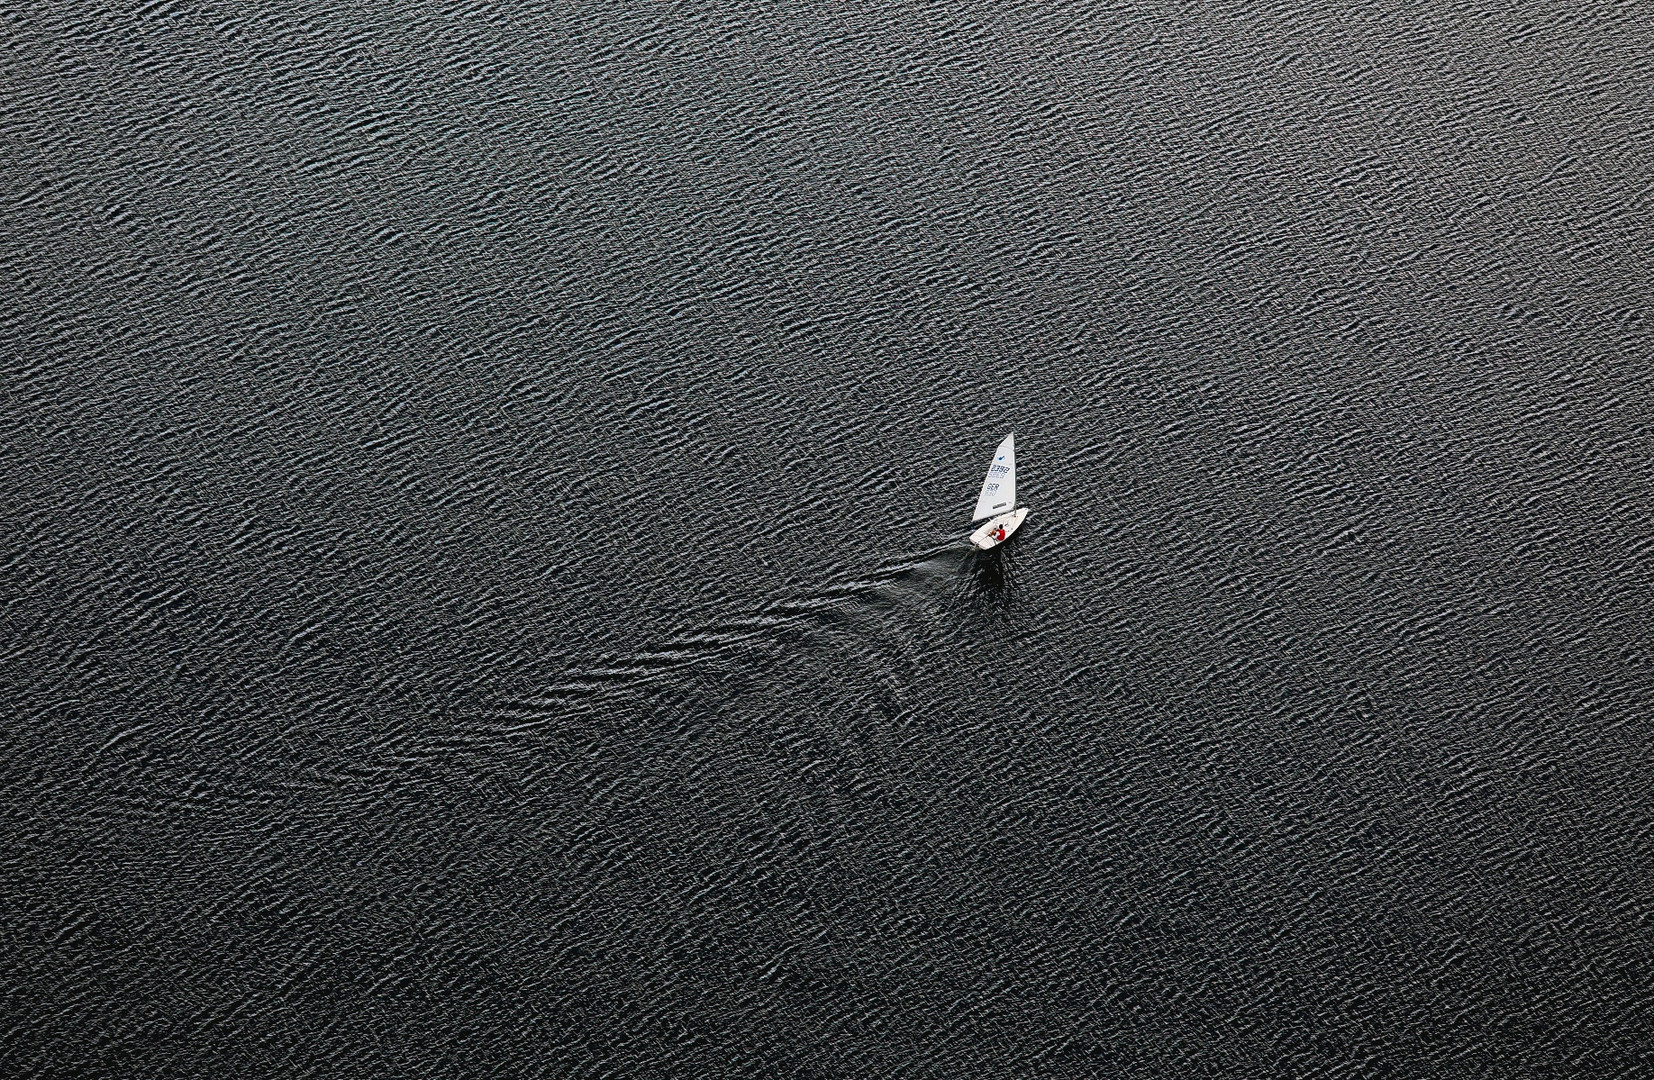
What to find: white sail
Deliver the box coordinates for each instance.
[973,433,1016,520]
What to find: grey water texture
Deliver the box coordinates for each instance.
[5,1,1653,1077]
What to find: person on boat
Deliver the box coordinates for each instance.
[993,525,1006,542]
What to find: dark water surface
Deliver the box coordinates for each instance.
[7,1,1654,1076]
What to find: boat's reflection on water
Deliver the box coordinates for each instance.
[955,541,1018,617]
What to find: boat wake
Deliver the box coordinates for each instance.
[494,538,1001,730]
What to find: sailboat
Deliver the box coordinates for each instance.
[968,432,1029,550]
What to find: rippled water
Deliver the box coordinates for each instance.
[7,1,1653,1075]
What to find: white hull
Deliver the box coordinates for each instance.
[970,507,1028,550]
